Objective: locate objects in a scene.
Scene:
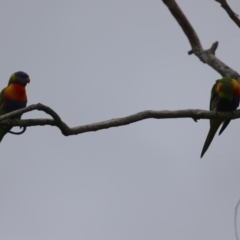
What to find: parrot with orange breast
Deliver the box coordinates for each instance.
[0,71,30,142]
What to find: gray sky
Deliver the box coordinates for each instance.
[0,0,240,239]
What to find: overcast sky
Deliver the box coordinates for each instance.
[0,1,240,239]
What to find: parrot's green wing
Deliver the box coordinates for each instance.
[201,80,222,158]
[217,79,240,135]
[209,80,230,136]
[209,81,219,111]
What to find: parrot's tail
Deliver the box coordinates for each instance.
[218,120,231,135]
[201,120,222,158]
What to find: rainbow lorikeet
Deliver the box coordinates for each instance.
[201,77,240,158]
[0,71,30,142]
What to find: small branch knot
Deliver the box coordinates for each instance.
[205,41,219,55]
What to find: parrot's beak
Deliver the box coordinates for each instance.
[25,77,30,83]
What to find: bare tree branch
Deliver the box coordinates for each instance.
[0,103,70,136]
[162,0,240,81]
[1,103,240,136]
[215,0,240,28]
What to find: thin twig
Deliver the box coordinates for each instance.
[215,0,240,28]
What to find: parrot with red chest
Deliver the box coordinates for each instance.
[201,77,240,158]
[0,71,30,142]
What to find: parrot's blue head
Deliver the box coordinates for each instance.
[8,71,30,87]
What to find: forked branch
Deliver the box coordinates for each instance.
[162,0,240,81]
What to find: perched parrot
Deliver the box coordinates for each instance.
[201,77,240,158]
[0,71,30,142]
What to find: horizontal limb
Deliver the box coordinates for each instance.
[0,103,240,136]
